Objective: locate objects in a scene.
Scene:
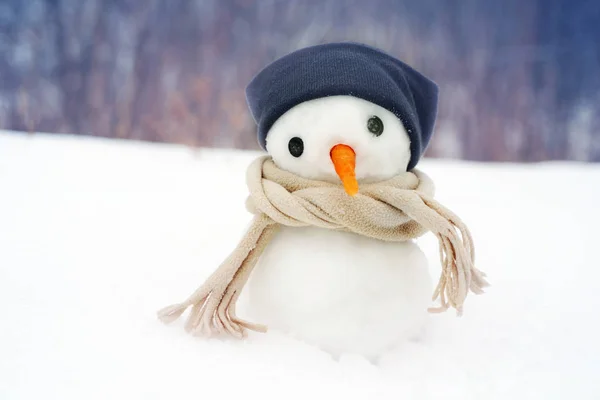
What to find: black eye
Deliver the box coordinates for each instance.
[367,116,384,136]
[288,137,304,157]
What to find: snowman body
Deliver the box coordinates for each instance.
[246,95,432,358]
[248,226,431,359]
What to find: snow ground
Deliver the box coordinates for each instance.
[1,131,599,399]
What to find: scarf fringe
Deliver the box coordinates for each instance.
[157,216,276,337]
[421,195,489,315]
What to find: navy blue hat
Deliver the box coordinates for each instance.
[245,42,439,170]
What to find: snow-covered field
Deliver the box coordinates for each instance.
[1,131,599,399]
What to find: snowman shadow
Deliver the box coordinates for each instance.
[314,316,435,367]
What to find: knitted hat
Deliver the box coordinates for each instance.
[245,42,439,170]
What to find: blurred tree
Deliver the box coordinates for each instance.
[0,0,598,162]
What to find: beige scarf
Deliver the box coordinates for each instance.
[158,156,489,338]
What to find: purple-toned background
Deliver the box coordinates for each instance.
[2,0,599,162]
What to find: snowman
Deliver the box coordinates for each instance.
[246,98,433,360]
[158,42,487,360]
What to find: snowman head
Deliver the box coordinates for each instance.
[246,42,439,195]
[265,95,411,194]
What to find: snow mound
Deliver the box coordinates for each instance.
[1,131,599,399]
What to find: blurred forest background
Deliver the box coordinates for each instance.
[1,0,599,162]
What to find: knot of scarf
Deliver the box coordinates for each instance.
[157,156,489,338]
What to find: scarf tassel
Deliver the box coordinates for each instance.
[421,195,489,315]
[157,216,276,337]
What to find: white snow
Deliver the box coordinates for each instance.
[1,130,599,399]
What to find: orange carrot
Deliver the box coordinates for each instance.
[330,144,359,196]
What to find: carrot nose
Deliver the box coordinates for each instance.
[330,144,359,196]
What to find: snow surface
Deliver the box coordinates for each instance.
[1,131,599,399]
